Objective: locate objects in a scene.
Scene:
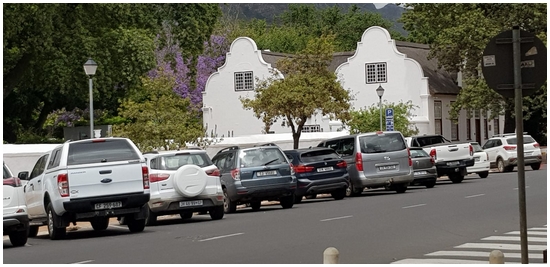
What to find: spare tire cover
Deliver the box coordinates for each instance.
[172,165,208,197]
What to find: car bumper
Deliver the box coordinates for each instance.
[410,169,437,185]
[467,161,490,173]
[435,158,475,175]
[356,172,414,188]
[506,155,542,167]
[3,214,29,234]
[226,183,297,203]
[295,174,349,197]
[149,195,224,215]
[62,193,150,219]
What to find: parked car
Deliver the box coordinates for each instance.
[283,147,349,203]
[142,150,224,225]
[3,162,29,246]
[467,142,490,178]
[482,133,542,172]
[211,145,296,213]
[317,131,413,196]
[408,148,437,188]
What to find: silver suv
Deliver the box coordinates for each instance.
[317,131,413,195]
[142,150,224,225]
[3,162,29,247]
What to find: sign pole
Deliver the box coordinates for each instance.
[513,25,528,264]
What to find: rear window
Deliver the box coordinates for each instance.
[410,149,429,158]
[68,139,140,165]
[151,153,212,170]
[239,147,288,168]
[300,149,340,163]
[359,133,406,153]
[506,136,536,145]
[471,143,483,152]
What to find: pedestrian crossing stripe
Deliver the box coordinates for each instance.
[455,243,547,251]
[505,231,547,236]
[426,250,543,259]
[481,236,546,242]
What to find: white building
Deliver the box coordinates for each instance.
[202,26,504,146]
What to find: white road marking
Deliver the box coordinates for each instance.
[71,260,95,264]
[464,194,485,198]
[426,251,543,259]
[198,233,244,242]
[528,227,547,231]
[505,231,547,236]
[391,258,494,264]
[455,243,547,250]
[402,204,426,209]
[320,215,353,222]
[481,236,546,242]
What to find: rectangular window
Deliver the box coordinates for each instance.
[493,119,500,135]
[365,62,387,84]
[434,100,442,135]
[234,71,254,91]
[466,119,471,140]
[484,119,488,139]
[450,101,458,141]
[302,125,321,133]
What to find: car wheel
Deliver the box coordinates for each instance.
[350,184,364,196]
[497,158,507,173]
[478,171,489,178]
[331,188,346,200]
[209,206,224,220]
[449,173,464,183]
[294,195,303,204]
[250,201,261,211]
[9,229,28,247]
[531,163,541,170]
[425,181,436,188]
[90,217,109,231]
[127,217,146,233]
[28,225,39,237]
[280,194,294,209]
[223,188,237,214]
[47,203,66,240]
[145,208,157,226]
[394,183,408,193]
[180,211,193,219]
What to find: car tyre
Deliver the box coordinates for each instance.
[47,203,66,240]
[9,229,28,247]
[294,195,303,204]
[28,225,39,237]
[223,188,237,214]
[425,181,436,188]
[331,188,346,200]
[449,173,464,183]
[250,201,261,211]
[145,208,157,226]
[209,206,224,220]
[180,211,193,219]
[497,158,510,173]
[127,217,146,233]
[280,194,294,209]
[531,163,541,170]
[394,183,408,193]
[90,217,109,231]
[478,171,489,178]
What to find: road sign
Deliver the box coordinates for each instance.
[385,108,394,118]
[385,118,394,131]
[482,29,547,98]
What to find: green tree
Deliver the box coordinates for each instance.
[114,70,203,152]
[347,101,419,137]
[240,35,353,149]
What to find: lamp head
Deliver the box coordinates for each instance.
[376,85,385,98]
[83,59,98,76]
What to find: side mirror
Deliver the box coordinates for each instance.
[18,171,29,180]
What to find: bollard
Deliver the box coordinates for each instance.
[323,247,339,264]
[489,250,505,264]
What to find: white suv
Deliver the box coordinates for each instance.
[142,150,224,225]
[3,162,29,247]
[482,133,543,172]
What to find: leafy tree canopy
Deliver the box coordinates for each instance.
[347,101,419,137]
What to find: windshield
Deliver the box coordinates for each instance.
[410,149,429,158]
[359,133,406,153]
[150,153,213,170]
[300,149,340,163]
[239,147,288,168]
[68,139,141,165]
[471,143,483,152]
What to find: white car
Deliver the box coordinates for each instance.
[482,133,543,173]
[467,142,490,178]
[3,162,29,246]
[142,150,224,226]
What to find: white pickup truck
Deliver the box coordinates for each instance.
[18,137,150,240]
[405,135,474,183]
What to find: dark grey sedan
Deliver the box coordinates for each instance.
[409,147,438,188]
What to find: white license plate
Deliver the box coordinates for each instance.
[94,201,122,210]
[179,200,203,207]
[525,152,533,156]
[379,165,396,171]
[257,170,278,177]
[317,166,334,172]
[475,157,480,162]
[414,171,427,175]
[446,161,460,166]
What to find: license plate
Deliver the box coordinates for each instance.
[257,170,278,177]
[414,171,427,175]
[475,157,480,162]
[379,165,396,171]
[525,152,533,156]
[317,166,334,172]
[179,200,203,207]
[94,201,122,210]
[446,161,460,166]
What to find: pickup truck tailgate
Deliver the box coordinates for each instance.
[68,161,145,199]
[434,143,471,162]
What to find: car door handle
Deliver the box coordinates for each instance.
[99,170,112,174]
[37,180,41,183]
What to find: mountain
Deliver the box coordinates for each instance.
[219,3,407,35]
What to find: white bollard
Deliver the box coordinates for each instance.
[323,247,339,264]
[489,250,505,264]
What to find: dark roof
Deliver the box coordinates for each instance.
[260,41,460,95]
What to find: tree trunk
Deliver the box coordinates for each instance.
[293,131,301,149]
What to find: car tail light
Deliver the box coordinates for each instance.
[407,148,412,166]
[503,146,517,151]
[290,164,295,176]
[534,143,540,148]
[230,168,240,180]
[355,152,363,172]
[429,149,437,161]
[2,177,21,187]
[336,161,347,168]
[206,168,220,177]
[149,173,170,183]
[142,166,150,189]
[469,145,474,156]
[430,156,435,166]
[294,165,315,173]
[57,173,69,197]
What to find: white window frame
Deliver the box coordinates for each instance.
[365,62,387,84]
[302,125,321,133]
[234,71,254,91]
[434,100,442,135]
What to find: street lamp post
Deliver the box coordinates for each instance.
[376,85,385,131]
[83,59,98,139]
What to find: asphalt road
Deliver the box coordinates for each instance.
[3,168,547,264]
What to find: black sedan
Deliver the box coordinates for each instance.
[409,147,438,188]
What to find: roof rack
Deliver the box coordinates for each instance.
[254,143,278,147]
[492,132,528,138]
[216,146,240,154]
